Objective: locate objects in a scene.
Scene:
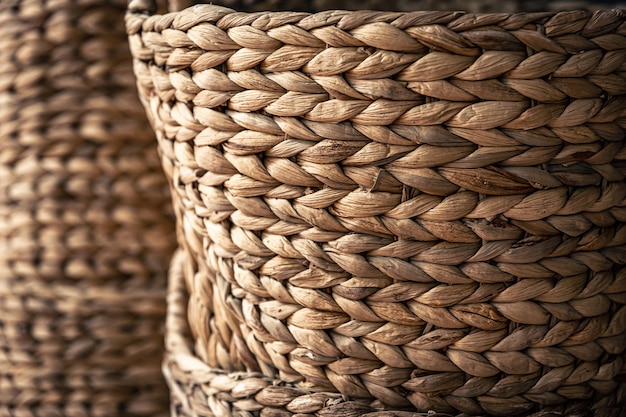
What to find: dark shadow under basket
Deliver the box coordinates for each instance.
[128,1,626,416]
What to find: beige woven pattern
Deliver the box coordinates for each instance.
[0,1,176,416]
[166,249,467,417]
[164,250,626,417]
[128,1,626,416]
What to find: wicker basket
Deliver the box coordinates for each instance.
[127,1,626,415]
[0,1,176,416]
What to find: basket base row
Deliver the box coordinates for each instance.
[163,250,626,417]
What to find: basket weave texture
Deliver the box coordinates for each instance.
[0,1,176,416]
[127,1,626,416]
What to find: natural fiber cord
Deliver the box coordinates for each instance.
[164,249,625,417]
[127,1,626,416]
[0,1,176,416]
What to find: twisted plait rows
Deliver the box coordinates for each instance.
[0,0,177,416]
[127,2,626,416]
[129,6,626,125]
[166,250,626,417]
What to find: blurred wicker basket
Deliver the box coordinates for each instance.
[127,1,626,416]
[0,1,176,416]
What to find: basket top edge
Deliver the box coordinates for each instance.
[129,3,626,35]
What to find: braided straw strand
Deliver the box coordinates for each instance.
[128,2,626,416]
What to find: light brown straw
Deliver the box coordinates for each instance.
[128,1,626,416]
[165,249,626,417]
[0,1,176,416]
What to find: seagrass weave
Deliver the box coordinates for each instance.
[0,1,176,416]
[127,1,626,416]
[164,250,625,417]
